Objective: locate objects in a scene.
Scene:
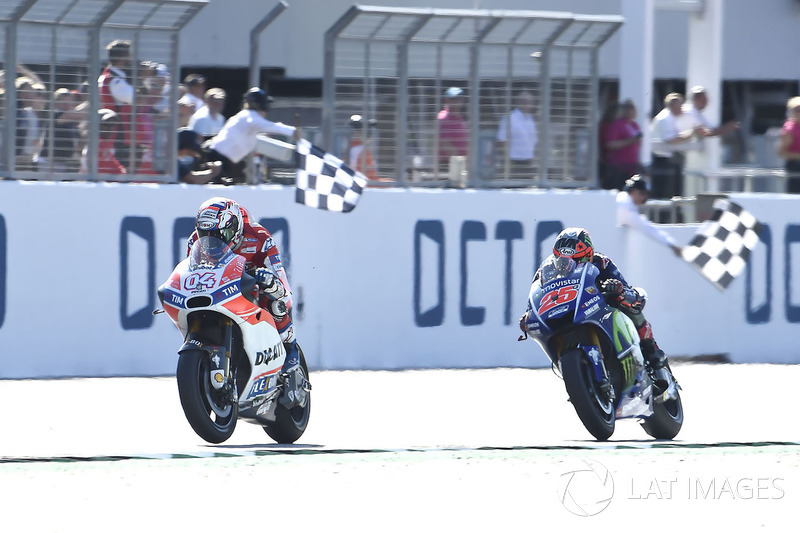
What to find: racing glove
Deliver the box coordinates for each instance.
[600,279,624,300]
[254,267,289,319]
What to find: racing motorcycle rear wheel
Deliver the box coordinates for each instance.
[560,348,615,441]
[176,349,238,444]
[263,346,311,444]
[641,381,683,440]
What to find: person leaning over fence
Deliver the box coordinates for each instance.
[777,96,800,193]
[496,90,538,179]
[616,175,682,257]
[202,87,300,184]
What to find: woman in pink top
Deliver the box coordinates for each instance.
[778,96,800,193]
[603,99,643,190]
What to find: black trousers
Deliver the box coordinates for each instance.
[203,147,246,184]
[649,153,685,199]
[786,160,800,193]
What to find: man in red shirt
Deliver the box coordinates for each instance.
[187,198,301,395]
[98,39,134,170]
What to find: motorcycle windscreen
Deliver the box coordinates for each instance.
[531,255,582,332]
[189,236,235,270]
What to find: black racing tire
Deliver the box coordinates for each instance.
[176,349,238,444]
[263,346,311,444]
[641,388,684,440]
[560,348,615,441]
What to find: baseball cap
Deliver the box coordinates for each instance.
[178,128,202,153]
[444,87,463,98]
[690,85,706,95]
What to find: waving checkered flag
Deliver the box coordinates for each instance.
[681,199,764,291]
[294,139,366,213]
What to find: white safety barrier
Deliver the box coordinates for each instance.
[0,181,794,378]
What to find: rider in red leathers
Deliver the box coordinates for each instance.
[188,197,301,392]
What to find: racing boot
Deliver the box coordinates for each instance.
[638,325,679,403]
[277,325,309,409]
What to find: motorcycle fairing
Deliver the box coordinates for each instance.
[161,236,286,408]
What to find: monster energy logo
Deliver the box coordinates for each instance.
[619,352,635,386]
[612,310,634,352]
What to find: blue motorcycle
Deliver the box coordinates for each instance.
[520,255,683,441]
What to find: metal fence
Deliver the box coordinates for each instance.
[0,0,206,182]
[323,6,622,188]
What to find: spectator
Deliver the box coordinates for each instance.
[39,88,87,173]
[98,39,134,170]
[496,90,538,179]
[348,114,378,181]
[437,87,468,168]
[597,101,620,183]
[178,74,206,112]
[649,92,704,198]
[616,175,682,256]
[178,99,195,128]
[15,77,43,171]
[177,128,221,184]
[203,87,298,184]
[778,96,800,193]
[684,86,739,140]
[80,109,126,175]
[602,99,643,190]
[133,85,162,175]
[188,88,227,140]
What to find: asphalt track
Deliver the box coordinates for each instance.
[1,363,798,532]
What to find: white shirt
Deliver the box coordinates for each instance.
[496,108,537,160]
[683,104,712,129]
[616,190,676,247]
[208,109,295,163]
[178,92,205,112]
[188,106,225,137]
[650,108,701,157]
[99,66,133,105]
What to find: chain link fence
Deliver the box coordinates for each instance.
[323,6,622,188]
[0,0,205,182]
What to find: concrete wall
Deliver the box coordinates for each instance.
[0,181,796,378]
[180,0,799,80]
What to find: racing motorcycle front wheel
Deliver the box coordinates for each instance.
[176,349,238,444]
[263,345,311,444]
[560,348,615,441]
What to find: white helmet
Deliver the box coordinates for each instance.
[195,197,244,249]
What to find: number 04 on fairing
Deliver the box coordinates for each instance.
[157,236,311,444]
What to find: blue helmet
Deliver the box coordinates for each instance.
[244,87,272,112]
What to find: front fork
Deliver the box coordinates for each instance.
[186,317,236,403]
[578,329,615,402]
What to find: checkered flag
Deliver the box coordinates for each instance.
[681,199,764,291]
[294,139,366,213]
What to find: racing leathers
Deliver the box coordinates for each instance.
[524,252,676,395]
[187,206,299,375]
